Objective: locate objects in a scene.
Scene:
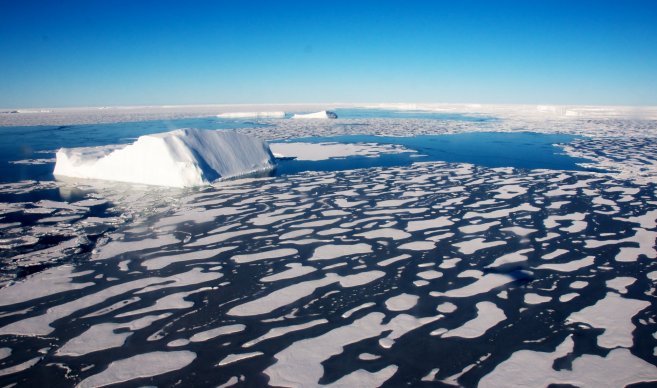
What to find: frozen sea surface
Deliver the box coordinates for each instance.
[0,106,656,387]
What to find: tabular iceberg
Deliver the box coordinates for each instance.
[53,128,276,188]
[291,110,338,119]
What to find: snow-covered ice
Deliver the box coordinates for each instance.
[54,128,275,187]
[291,110,338,119]
[269,141,412,161]
[217,111,285,118]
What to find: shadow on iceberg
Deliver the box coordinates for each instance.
[53,128,276,188]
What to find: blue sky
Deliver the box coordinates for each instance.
[1,0,656,107]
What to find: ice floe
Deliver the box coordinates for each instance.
[567,292,649,348]
[217,111,285,118]
[291,110,338,119]
[480,336,657,388]
[1,120,657,386]
[77,351,196,387]
[442,302,506,339]
[270,141,413,161]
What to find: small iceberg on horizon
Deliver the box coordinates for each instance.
[291,110,338,119]
[53,128,276,188]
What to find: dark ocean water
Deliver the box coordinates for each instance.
[274,132,597,176]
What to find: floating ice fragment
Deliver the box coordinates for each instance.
[568,292,649,348]
[243,319,327,348]
[326,365,398,387]
[417,270,443,280]
[232,248,298,264]
[270,141,411,161]
[442,302,506,339]
[437,302,457,313]
[291,110,338,119]
[480,336,657,388]
[77,351,196,387]
[190,324,245,342]
[385,293,419,312]
[524,293,551,305]
[607,277,636,294]
[260,263,316,282]
[0,265,93,307]
[486,248,534,268]
[398,241,435,251]
[536,256,594,272]
[217,111,285,118]
[218,352,263,366]
[309,243,372,261]
[431,273,513,298]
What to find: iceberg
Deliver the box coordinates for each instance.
[53,128,275,188]
[217,111,285,119]
[291,110,338,119]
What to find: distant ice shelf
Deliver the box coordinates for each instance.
[217,111,285,119]
[292,110,338,119]
[53,128,275,188]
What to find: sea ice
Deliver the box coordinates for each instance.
[442,302,506,339]
[355,228,411,240]
[217,352,263,366]
[308,243,372,261]
[232,248,298,264]
[0,357,41,378]
[398,241,435,251]
[524,293,551,305]
[260,263,316,282]
[479,336,657,388]
[567,292,649,348]
[264,311,434,387]
[217,111,285,118]
[536,256,595,272]
[269,141,410,161]
[243,319,327,348]
[189,324,245,342]
[453,238,506,254]
[437,302,457,313]
[291,110,338,119]
[77,351,196,387]
[385,293,419,311]
[486,248,534,268]
[431,274,514,298]
[0,266,93,307]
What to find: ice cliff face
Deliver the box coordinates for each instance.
[54,128,275,188]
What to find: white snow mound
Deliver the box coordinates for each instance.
[292,110,338,119]
[53,128,276,188]
[217,111,285,118]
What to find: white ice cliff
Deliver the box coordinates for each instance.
[53,128,276,188]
